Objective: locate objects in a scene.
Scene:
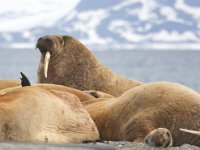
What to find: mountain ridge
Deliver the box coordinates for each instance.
[0,0,200,50]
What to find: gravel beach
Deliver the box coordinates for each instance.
[0,141,199,150]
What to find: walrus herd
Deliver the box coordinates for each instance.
[0,34,200,148]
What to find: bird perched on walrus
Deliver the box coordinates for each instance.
[36,35,142,96]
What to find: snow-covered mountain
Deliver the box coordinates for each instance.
[1,0,200,50]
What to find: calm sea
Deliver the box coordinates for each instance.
[1,49,200,92]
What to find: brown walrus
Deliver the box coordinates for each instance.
[0,85,99,143]
[84,81,200,147]
[36,35,142,96]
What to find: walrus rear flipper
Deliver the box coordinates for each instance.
[20,72,31,87]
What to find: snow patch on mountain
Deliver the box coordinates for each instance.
[64,9,112,45]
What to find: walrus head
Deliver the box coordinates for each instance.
[36,35,101,89]
[36,35,64,79]
[36,35,142,96]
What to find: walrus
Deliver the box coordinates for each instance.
[0,85,99,143]
[0,81,173,147]
[36,35,142,96]
[84,81,200,147]
[10,73,199,147]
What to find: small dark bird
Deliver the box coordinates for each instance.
[20,72,31,87]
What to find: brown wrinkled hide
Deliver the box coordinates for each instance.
[36,35,142,96]
[0,85,99,143]
[84,82,200,147]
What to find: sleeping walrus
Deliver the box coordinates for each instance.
[36,35,142,96]
[0,85,99,143]
[84,82,200,147]
[0,77,173,147]
[5,73,200,147]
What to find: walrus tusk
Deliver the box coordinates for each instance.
[44,51,51,78]
[180,128,200,136]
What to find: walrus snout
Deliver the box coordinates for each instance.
[36,36,54,54]
[36,36,55,78]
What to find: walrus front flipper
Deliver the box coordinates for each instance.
[20,72,31,87]
[144,128,173,148]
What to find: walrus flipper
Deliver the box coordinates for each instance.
[20,72,31,87]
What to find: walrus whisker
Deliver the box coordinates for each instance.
[20,72,31,87]
[44,51,51,78]
[180,128,200,136]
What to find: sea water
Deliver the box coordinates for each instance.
[0,49,200,92]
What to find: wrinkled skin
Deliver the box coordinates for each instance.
[84,82,200,147]
[1,82,199,147]
[35,35,200,147]
[0,83,173,147]
[0,84,99,143]
[36,35,142,96]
